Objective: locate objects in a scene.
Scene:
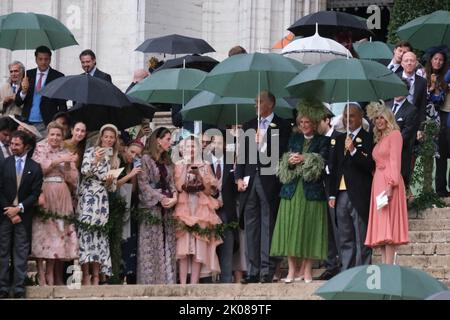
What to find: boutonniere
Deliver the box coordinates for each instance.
[269,123,277,128]
[356,137,362,144]
[331,139,336,146]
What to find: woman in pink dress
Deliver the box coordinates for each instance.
[365,102,409,264]
[31,121,79,285]
[173,136,222,284]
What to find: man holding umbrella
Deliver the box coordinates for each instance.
[236,91,291,284]
[15,46,66,136]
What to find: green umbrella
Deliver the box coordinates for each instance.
[315,264,448,300]
[127,68,206,104]
[286,58,408,103]
[397,10,450,51]
[0,12,78,50]
[353,40,393,61]
[181,91,295,129]
[196,52,306,98]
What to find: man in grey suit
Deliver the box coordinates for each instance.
[79,49,112,82]
[235,91,291,283]
[0,130,43,298]
[397,51,427,135]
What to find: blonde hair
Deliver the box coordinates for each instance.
[366,100,400,143]
[95,124,120,169]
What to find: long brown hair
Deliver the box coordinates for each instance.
[95,124,121,169]
[144,127,172,165]
[424,51,448,94]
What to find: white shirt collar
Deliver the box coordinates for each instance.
[325,127,334,137]
[394,98,407,107]
[14,153,27,163]
[402,71,415,81]
[388,60,400,68]
[37,68,50,76]
[88,66,97,76]
[261,112,275,124]
[348,126,362,139]
[211,154,223,165]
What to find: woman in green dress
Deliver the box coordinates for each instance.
[270,100,329,283]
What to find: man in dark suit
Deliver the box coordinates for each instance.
[328,103,375,272]
[386,81,419,188]
[0,130,43,299]
[396,51,427,134]
[235,91,291,283]
[15,46,66,134]
[316,109,343,280]
[209,133,238,283]
[79,49,112,82]
[0,117,13,166]
[386,40,412,74]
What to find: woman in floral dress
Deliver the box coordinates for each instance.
[137,127,178,284]
[31,121,79,286]
[77,124,120,285]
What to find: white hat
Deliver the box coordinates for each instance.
[8,115,42,139]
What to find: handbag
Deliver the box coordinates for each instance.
[182,166,205,193]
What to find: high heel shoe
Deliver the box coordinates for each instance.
[304,278,313,284]
[294,275,304,282]
[283,277,295,284]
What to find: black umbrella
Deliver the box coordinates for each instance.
[156,54,219,72]
[41,74,130,107]
[68,96,158,131]
[288,11,374,41]
[136,34,215,55]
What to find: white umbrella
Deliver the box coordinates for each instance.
[281,24,352,65]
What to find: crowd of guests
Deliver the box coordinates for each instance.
[0,40,449,299]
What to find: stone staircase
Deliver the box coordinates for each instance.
[373,206,450,286]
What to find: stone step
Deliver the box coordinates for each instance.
[374,255,450,269]
[25,282,325,300]
[373,243,450,255]
[408,219,450,231]
[409,207,450,220]
[408,230,450,243]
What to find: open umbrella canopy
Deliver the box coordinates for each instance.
[397,10,450,51]
[41,74,130,107]
[286,58,408,103]
[315,264,448,300]
[0,12,78,50]
[127,68,206,104]
[288,11,373,41]
[181,91,295,129]
[155,54,219,72]
[68,96,158,131]
[353,40,393,61]
[136,34,215,55]
[282,29,351,65]
[196,52,306,98]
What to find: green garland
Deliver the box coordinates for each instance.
[132,207,239,240]
[276,152,324,184]
[409,120,445,212]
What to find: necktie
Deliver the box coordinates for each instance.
[392,103,400,114]
[12,84,17,93]
[349,133,354,140]
[260,118,268,130]
[389,64,395,71]
[36,72,44,93]
[215,162,222,180]
[16,158,23,177]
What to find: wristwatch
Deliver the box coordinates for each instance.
[18,203,24,213]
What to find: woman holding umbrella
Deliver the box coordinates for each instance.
[77,124,120,285]
[365,101,409,264]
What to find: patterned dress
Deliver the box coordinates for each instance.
[77,147,114,275]
[136,155,177,284]
[31,141,79,260]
